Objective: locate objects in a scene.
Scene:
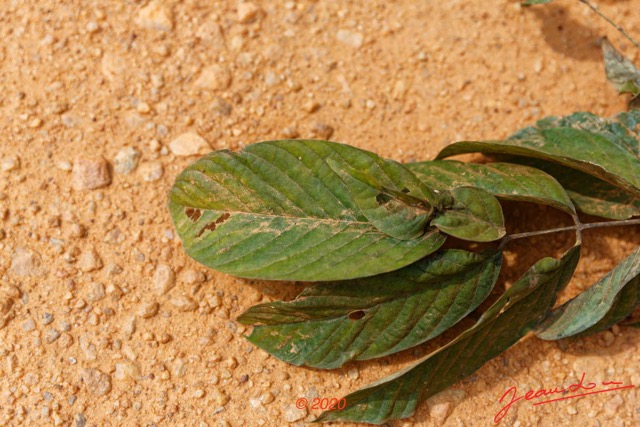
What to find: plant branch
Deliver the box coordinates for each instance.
[499,217,640,250]
[578,0,640,50]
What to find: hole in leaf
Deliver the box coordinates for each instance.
[185,208,202,222]
[401,187,410,194]
[348,310,365,320]
[375,193,392,206]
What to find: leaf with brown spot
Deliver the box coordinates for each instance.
[169,140,446,281]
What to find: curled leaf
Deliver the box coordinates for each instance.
[537,247,640,340]
[602,37,640,96]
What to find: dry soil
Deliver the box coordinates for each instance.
[1,1,640,426]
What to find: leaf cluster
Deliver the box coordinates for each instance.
[169,109,640,424]
[168,11,640,424]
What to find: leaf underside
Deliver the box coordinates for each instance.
[407,160,576,215]
[316,246,580,424]
[537,247,640,340]
[239,249,503,369]
[437,111,640,199]
[602,38,640,97]
[169,140,446,281]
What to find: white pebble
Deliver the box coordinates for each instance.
[336,29,363,48]
[114,147,141,174]
[136,1,173,31]
[139,162,164,182]
[169,133,212,156]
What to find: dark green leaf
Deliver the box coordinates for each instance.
[602,38,640,96]
[326,158,434,240]
[537,247,640,340]
[316,246,580,424]
[239,250,502,369]
[507,157,640,219]
[437,112,640,198]
[169,140,446,281]
[431,187,505,242]
[407,160,576,214]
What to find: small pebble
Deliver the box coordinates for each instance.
[22,318,36,331]
[136,0,173,31]
[237,2,262,24]
[137,300,159,319]
[153,264,176,295]
[170,295,198,312]
[260,392,274,404]
[137,101,151,114]
[114,147,141,174]
[303,100,320,113]
[195,65,232,91]
[602,331,616,347]
[114,363,139,382]
[45,328,61,343]
[1,155,21,172]
[347,367,359,380]
[310,122,334,139]
[283,404,307,422]
[86,282,105,302]
[41,312,54,325]
[11,247,47,277]
[169,133,212,156]
[210,387,229,406]
[138,162,164,182]
[77,248,103,272]
[211,97,232,116]
[336,29,363,48]
[72,156,112,191]
[179,269,205,285]
[282,126,299,139]
[80,368,112,396]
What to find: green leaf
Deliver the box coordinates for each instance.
[315,246,580,424]
[169,140,446,281]
[326,158,434,240]
[437,112,640,198]
[431,187,506,242]
[537,247,640,340]
[507,157,640,219]
[407,160,576,215]
[239,249,502,369]
[602,38,640,96]
[522,0,553,4]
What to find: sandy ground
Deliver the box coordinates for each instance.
[1,1,640,426]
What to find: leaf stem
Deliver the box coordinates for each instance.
[578,0,640,50]
[499,217,640,250]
